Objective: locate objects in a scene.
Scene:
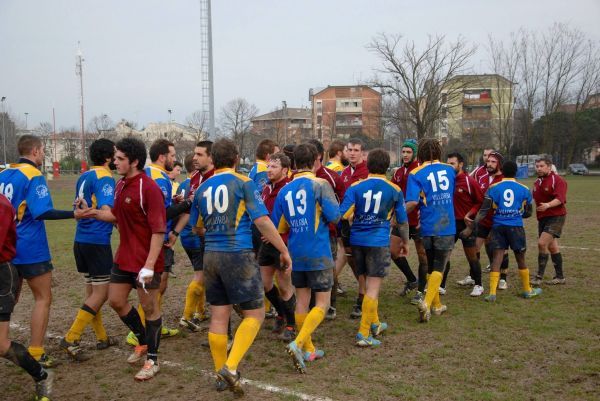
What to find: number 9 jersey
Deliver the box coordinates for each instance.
[406,161,456,236]
[189,167,268,252]
[486,178,532,227]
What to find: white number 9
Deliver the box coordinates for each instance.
[503,189,514,207]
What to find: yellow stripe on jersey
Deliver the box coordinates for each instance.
[343,204,355,220]
[195,214,204,229]
[314,202,321,233]
[277,215,289,234]
[13,163,42,180]
[17,200,27,222]
[91,194,97,209]
[420,190,427,206]
[92,166,112,179]
[256,160,268,173]
[235,200,246,229]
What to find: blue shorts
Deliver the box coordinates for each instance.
[490,226,527,252]
[13,261,53,280]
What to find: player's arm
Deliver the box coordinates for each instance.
[522,190,533,219]
[166,199,192,220]
[405,174,420,214]
[393,190,410,241]
[471,195,492,226]
[36,209,75,220]
[166,214,189,248]
[466,177,484,218]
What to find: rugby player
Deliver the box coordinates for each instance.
[325,139,347,174]
[405,138,455,322]
[82,137,167,380]
[0,135,79,367]
[463,161,541,301]
[339,138,369,319]
[470,147,495,182]
[60,139,118,361]
[0,193,53,401]
[530,155,568,285]
[272,143,340,373]
[340,148,408,347]
[189,138,291,395]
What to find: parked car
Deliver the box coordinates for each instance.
[568,163,589,175]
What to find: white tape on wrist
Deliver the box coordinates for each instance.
[137,267,154,293]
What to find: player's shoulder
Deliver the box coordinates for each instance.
[10,163,43,180]
[232,170,253,183]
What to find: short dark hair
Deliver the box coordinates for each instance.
[306,139,324,158]
[367,148,390,174]
[328,139,345,159]
[347,137,364,150]
[269,152,291,170]
[255,139,278,160]
[294,143,317,170]
[417,137,442,162]
[283,144,296,170]
[196,140,213,155]
[212,138,239,169]
[502,160,518,178]
[116,137,147,169]
[17,135,42,156]
[173,161,183,169]
[535,154,553,165]
[446,152,464,164]
[149,139,174,162]
[89,138,115,166]
[183,153,195,173]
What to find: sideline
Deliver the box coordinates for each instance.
[9,322,334,401]
[561,245,600,252]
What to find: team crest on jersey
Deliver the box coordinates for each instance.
[125,197,131,204]
[458,188,464,193]
[102,184,113,197]
[254,190,263,204]
[36,185,49,198]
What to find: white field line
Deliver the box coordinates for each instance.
[568,200,600,203]
[561,246,600,252]
[9,322,334,401]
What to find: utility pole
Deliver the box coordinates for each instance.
[200,0,215,138]
[1,96,6,163]
[24,112,29,130]
[76,42,87,173]
[52,108,59,177]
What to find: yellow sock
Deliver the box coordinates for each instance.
[295,307,325,350]
[28,346,45,360]
[137,304,146,327]
[372,298,380,325]
[264,297,271,312]
[424,271,443,309]
[208,332,228,372]
[519,268,532,293]
[432,289,442,309]
[183,281,203,320]
[196,283,206,316]
[294,312,314,352]
[91,310,108,342]
[65,308,95,343]
[489,272,500,296]
[225,317,261,372]
[359,296,376,337]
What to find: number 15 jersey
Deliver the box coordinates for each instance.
[406,161,455,236]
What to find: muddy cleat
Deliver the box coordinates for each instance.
[134,359,160,381]
[303,349,325,362]
[59,338,90,362]
[522,287,542,299]
[356,333,381,347]
[417,300,431,323]
[126,331,139,347]
[498,279,508,290]
[410,291,424,305]
[370,322,388,337]
[179,317,202,332]
[349,304,362,319]
[286,341,306,373]
[37,354,59,369]
[265,306,277,319]
[278,326,296,342]
[432,305,448,316]
[470,285,484,297]
[127,345,148,364]
[272,316,285,334]
[215,377,228,392]
[161,326,179,338]
[35,370,53,401]
[326,306,337,320]
[96,336,118,350]
[484,294,497,302]
[530,276,543,286]
[457,275,475,286]
[546,277,566,285]
[399,281,418,296]
[438,287,447,295]
[336,283,345,295]
[217,367,244,397]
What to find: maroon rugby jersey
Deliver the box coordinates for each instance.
[454,171,483,220]
[392,160,420,226]
[533,172,567,219]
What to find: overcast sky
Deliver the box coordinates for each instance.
[1,0,599,130]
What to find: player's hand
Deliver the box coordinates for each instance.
[459,228,472,240]
[399,241,409,257]
[137,267,155,291]
[537,202,549,212]
[464,215,474,228]
[279,252,293,273]
[172,193,184,204]
[260,235,270,244]
[165,232,178,248]
[73,198,93,219]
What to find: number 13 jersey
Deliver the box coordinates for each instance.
[406,161,456,236]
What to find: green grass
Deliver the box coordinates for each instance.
[3,174,600,401]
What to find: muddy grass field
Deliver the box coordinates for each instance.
[2,175,600,401]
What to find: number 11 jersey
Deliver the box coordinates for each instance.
[406,161,456,236]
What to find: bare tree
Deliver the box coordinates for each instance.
[574,40,600,111]
[219,98,258,162]
[367,33,476,139]
[88,114,116,140]
[186,110,208,142]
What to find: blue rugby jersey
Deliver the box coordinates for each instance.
[74,166,115,245]
[189,168,268,252]
[340,174,408,247]
[271,171,341,271]
[406,161,456,236]
[145,164,172,240]
[248,159,269,193]
[0,162,54,264]
[176,177,202,249]
[487,178,532,227]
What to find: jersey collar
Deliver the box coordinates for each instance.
[214,167,235,175]
[294,171,315,179]
[368,173,387,179]
[16,158,38,168]
[149,163,167,173]
[91,165,111,172]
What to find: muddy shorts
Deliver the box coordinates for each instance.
[329,234,338,261]
[490,226,526,252]
[292,268,333,292]
[422,235,455,251]
[74,242,112,284]
[203,250,264,310]
[257,242,281,269]
[184,246,204,272]
[476,223,492,240]
[110,264,161,290]
[538,215,566,239]
[455,220,476,248]
[352,246,391,278]
[0,262,19,320]
[163,247,175,273]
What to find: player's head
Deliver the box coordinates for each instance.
[17,135,44,166]
[501,160,518,178]
[417,137,442,162]
[169,161,183,179]
[115,137,147,176]
[255,139,279,161]
[328,139,346,163]
[149,139,176,172]
[283,144,296,170]
[367,148,390,175]
[267,152,290,183]
[535,154,553,177]
[482,147,495,163]
[401,139,418,164]
[194,140,213,173]
[346,138,364,165]
[212,138,239,170]
[294,143,318,171]
[486,151,504,175]
[446,152,464,174]
[89,138,116,170]
[306,139,324,162]
[183,153,195,175]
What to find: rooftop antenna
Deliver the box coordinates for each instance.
[199,0,215,138]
